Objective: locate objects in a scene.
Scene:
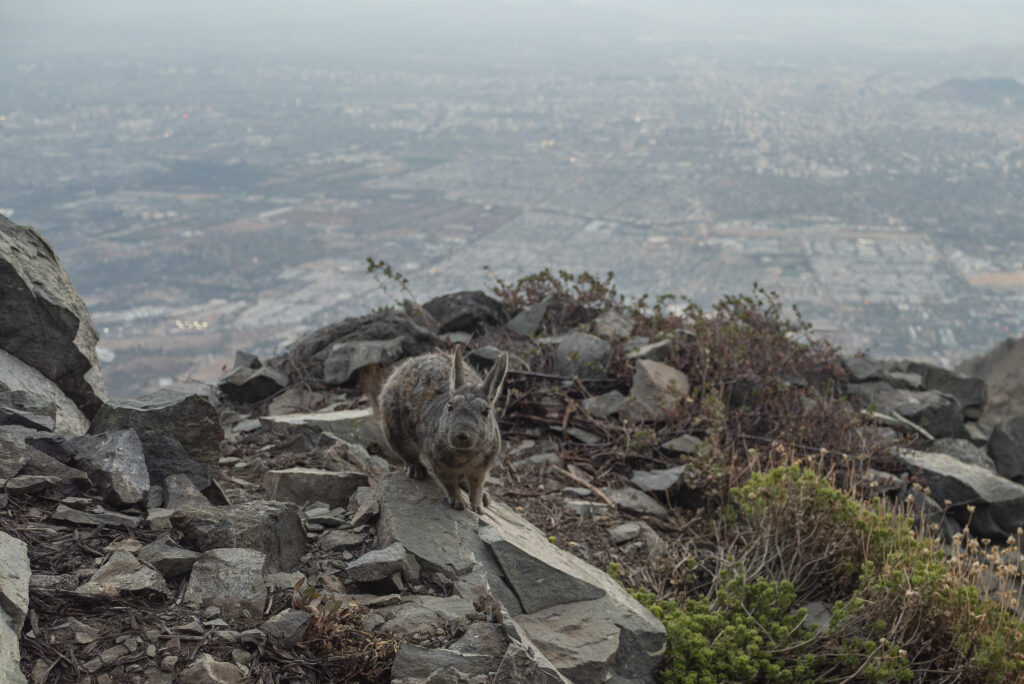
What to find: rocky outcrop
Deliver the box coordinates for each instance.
[0,349,89,435]
[957,335,1024,424]
[0,214,107,417]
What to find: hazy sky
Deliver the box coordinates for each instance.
[3,0,1023,56]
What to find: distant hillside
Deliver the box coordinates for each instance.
[917,77,1024,106]
[957,335,1024,424]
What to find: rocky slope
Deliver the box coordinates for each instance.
[4,214,1024,682]
[957,335,1024,426]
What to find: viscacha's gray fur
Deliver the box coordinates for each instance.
[379,345,509,513]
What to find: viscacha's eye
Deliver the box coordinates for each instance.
[447,402,454,411]
[481,407,490,417]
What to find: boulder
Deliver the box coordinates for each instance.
[183,548,268,622]
[137,536,202,579]
[0,389,56,432]
[988,416,1024,480]
[260,608,311,645]
[928,437,996,472]
[423,290,506,333]
[263,467,368,508]
[347,542,419,584]
[90,385,223,465]
[897,449,1024,538]
[507,296,553,337]
[551,332,611,380]
[589,310,633,341]
[1,428,91,493]
[847,382,966,439]
[608,522,642,545]
[620,360,690,423]
[218,365,288,404]
[75,551,171,598]
[0,215,107,417]
[897,361,987,420]
[661,434,703,455]
[68,429,149,506]
[234,350,261,369]
[171,501,304,572]
[0,349,89,434]
[323,337,405,385]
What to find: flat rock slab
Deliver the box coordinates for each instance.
[929,437,996,472]
[263,467,368,508]
[90,386,223,465]
[605,488,669,517]
[494,642,569,684]
[52,504,141,528]
[898,448,1024,539]
[515,599,620,683]
[171,501,304,572]
[260,608,311,645]
[69,429,150,506]
[378,595,478,637]
[620,360,690,423]
[137,536,202,579]
[347,542,418,584]
[183,548,268,622]
[0,216,107,418]
[75,551,170,599]
[261,409,375,446]
[320,529,365,552]
[630,466,688,495]
[0,531,30,630]
[391,643,496,682]
[218,365,289,404]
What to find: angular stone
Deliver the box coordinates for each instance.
[164,473,209,509]
[493,641,568,684]
[0,613,27,684]
[320,529,364,552]
[467,346,529,373]
[90,386,223,465]
[171,501,304,572]
[68,430,149,506]
[929,437,996,472]
[988,416,1024,480]
[605,488,669,517]
[347,542,418,584]
[378,595,477,637]
[263,467,368,508]
[0,216,107,417]
[323,337,405,386]
[0,427,90,492]
[178,653,245,684]
[137,536,202,579]
[234,351,261,370]
[897,449,1024,538]
[0,531,30,631]
[965,421,992,446]
[564,500,613,517]
[621,360,690,423]
[630,466,688,495]
[143,433,214,492]
[897,361,988,420]
[349,485,380,526]
[661,434,702,455]
[608,522,642,545]
[423,290,506,333]
[184,548,268,622]
[218,365,288,404]
[552,332,610,380]
[260,608,310,645]
[52,504,140,528]
[847,382,965,439]
[260,408,374,446]
[507,297,553,337]
[580,391,625,420]
[450,622,510,668]
[391,643,494,681]
[75,551,171,598]
[626,339,672,363]
[589,310,633,341]
[0,389,56,432]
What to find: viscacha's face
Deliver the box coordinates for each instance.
[441,386,494,450]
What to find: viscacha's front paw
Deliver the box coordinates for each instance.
[448,495,466,511]
[481,491,491,507]
[408,462,428,480]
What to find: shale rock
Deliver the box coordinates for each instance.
[0,349,89,434]
[75,551,171,598]
[323,337,405,385]
[68,429,149,506]
[183,548,268,622]
[620,359,690,423]
[171,501,304,572]
[847,382,966,439]
[263,467,368,508]
[988,416,1024,480]
[218,364,288,404]
[423,290,506,333]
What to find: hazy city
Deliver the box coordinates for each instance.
[2,2,1023,396]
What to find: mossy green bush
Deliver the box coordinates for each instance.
[634,465,1024,683]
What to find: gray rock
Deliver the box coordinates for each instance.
[842,355,892,383]
[847,382,966,439]
[929,437,996,472]
[320,529,364,552]
[164,472,210,508]
[450,622,510,667]
[0,216,108,418]
[323,337,405,386]
[564,500,613,517]
[562,487,592,498]
[608,522,642,545]
[137,536,202,579]
[589,310,633,341]
[68,429,149,506]
[263,467,368,508]
[626,339,672,363]
[580,391,625,420]
[0,611,27,684]
[423,290,506,333]
[965,421,992,446]
[0,426,91,492]
[260,608,311,645]
[75,551,171,598]
[349,485,380,526]
[897,449,1024,538]
[507,296,553,337]
[620,360,690,423]
[171,501,304,572]
[605,488,669,517]
[391,643,495,681]
[552,332,610,380]
[493,642,568,684]
[630,466,688,496]
[0,389,56,432]
[218,365,288,404]
[467,346,529,373]
[234,350,261,370]
[52,504,140,528]
[183,548,268,622]
[0,531,30,631]
[178,653,244,684]
[90,385,223,465]
[516,452,560,467]
[142,433,214,492]
[661,434,703,455]
[988,416,1024,480]
[897,361,988,420]
[347,542,419,584]
[378,595,477,637]
[260,408,375,446]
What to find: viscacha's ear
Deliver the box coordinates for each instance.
[483,352,509,403]
[449,345,466,392]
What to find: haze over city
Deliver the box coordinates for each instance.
[2,1,1023,395]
